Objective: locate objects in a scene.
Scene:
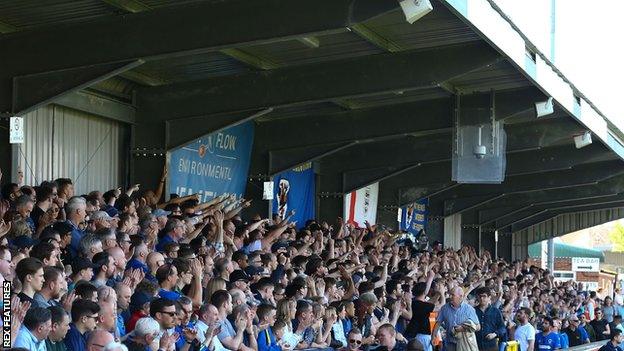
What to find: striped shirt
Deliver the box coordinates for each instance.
[437,302,480,345]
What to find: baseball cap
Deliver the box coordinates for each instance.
[230,270,250,283]
[130,291,155,312]
[153,209,171,218]
[12,235,35,249]
[104,206,119,218]
[91,211,113,221]
[245,265,265,277]
[71,257,96,274]
[53,221,73,236]
[271,241,289,252]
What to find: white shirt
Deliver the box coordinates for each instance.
[196,320,231,351]
[514,322,536,351]
[615,294,624,306]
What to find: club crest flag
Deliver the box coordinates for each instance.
[273,163,315,228]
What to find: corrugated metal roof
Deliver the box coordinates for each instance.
[258,102,345,122]
[342,87,450,109]
[363,5,480,50]
[0,0,114,30]
[141,0,205,8]
[515,208,624,246]
[449,60,530,93]
[134,51,250,84]
[241,30,385,67]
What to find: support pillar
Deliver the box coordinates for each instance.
[547,237,555,272]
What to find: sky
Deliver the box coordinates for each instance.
[494,0,624,128]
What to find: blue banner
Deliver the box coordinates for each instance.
[400,198,428,235]
[273,163,315,228]
[168,122,254,202]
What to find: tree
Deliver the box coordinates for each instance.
[608,223,624,252]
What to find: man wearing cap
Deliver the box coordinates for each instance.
[564,315,591,347]
[12,234,36,253]
[153,209,170,230]
[231,269,252,293]
[91,210,116,231]
[126,291,154,333]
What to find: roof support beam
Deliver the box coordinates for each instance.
[101,0,150,12]
[342,121,605,194]
[254,86,545,175]
[477,179,624,226]
[137,42,501,120]
[12,60,143,116]
[510,201,624,233]
[394,160,624,207]
[54,90,136,124]
[494,195,624,229]
[269,142,357,175]
[0,0,399,114]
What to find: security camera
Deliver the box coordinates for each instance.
[473,125,487,159]
[473,144,487,159]
[574,131,592,149]
[399,0,433,24]
[535,97,554,118]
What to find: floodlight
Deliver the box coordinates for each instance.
[399,0,433,24]
[535,97,554,118]
[574,131,592,149]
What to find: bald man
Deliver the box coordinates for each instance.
[126,243,150,274]
[436,286,480,351]
[196,303,228,350]
[87,330,114,351]
[106,246,127,279]
[146,252,165,283]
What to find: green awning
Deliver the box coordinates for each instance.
[528,241,604,262]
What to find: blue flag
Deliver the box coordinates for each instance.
[400,198,428,235]
[168,122,254,202]
[273,163,315,228]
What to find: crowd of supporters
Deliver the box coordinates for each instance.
[2,169,624,351]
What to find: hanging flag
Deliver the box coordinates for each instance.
[400,198,428,235]
[344,183,379,227]
[273,163,315,228]
[168,122,254,202]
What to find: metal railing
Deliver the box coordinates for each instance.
[499,340,604,351]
